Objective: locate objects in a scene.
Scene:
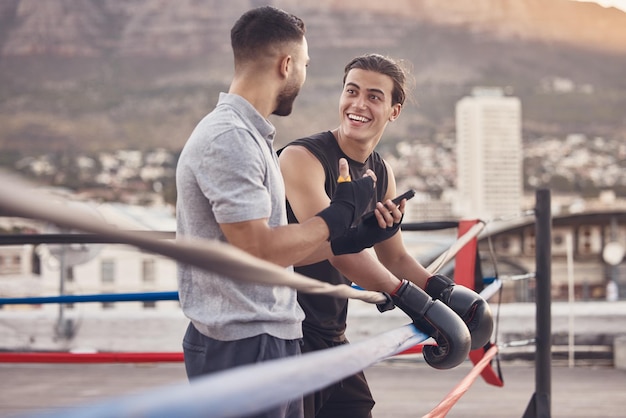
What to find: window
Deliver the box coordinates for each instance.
[66,267,74,283]
[142,259,156,284]
[0,252,22,275]
[101,259,115,284]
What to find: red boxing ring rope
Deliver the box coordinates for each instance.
[423,344,500,418]
[0,352,184,363]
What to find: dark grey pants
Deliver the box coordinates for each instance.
[301,332,374,418]
[182,322,303,418]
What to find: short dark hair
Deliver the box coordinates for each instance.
[342,54,410,106]
[231,6,305,64]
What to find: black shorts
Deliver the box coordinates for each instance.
[182,322,303,418]
[301,332,375,418]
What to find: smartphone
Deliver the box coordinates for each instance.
[390,189,416,206]
[361,189,415,221]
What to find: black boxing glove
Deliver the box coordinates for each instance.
[330,213,403,255]
[425,274,494,350]
[316,176,375,241]
[387,279,471,370]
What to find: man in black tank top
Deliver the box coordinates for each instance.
[279,54,493,418]
[279,54,429,418]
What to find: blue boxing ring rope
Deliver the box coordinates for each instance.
[0,291,180,306]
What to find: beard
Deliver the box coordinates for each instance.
[273,81,300,117]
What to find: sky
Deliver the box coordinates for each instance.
[576,0,626,12]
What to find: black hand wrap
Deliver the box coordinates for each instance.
[330,213,403,255]
[391,280,471,370]
[425,274,494,350]
[316,176,375,241]
[375,292,395,313]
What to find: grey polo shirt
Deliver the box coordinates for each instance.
[176,92,304,341]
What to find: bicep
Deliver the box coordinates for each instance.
[219,218,271,257]
[381,159,397,202]
[200,130,271,224]
[279,145,329,222]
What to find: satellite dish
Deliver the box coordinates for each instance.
[45,201,104,267]
[603,242,625,266]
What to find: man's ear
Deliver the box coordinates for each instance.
[279,54,292,79]
[389,103,402,122]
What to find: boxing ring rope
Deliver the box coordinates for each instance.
[0,351,184,363]
[0,291,179,306]
[424,220,485,275]
[0,180,387,305]
[17,325,429,418]
[424,344,500,418]
[0,180,537,417]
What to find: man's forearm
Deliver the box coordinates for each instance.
[329,251,401,294]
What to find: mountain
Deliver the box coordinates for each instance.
[303,0,626,54]
[0,0,625,157]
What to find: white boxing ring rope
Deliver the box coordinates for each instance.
[0,180,386,305]
[27,326,428,418]
[0,180,489,418]
[425,221,485,274]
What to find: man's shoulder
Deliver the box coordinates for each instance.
[281,131,334,152]
[194,105,253,140]
[293,130,334,144]
[206,101,247,125]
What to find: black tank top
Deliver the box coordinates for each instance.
[282,131,389,340]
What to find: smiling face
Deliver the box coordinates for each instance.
[337,68,402,147]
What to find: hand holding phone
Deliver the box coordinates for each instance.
[361,189,415,221]
[332,189,415,255]
[390,189,416,206]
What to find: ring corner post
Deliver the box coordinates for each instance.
[523,188,552,418]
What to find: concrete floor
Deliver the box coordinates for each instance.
[1,359,625,418]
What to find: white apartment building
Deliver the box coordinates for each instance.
[455,87,522,220]
[37,242,180,314]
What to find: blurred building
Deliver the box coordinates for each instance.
[0,200,179,315]
[455,87,522,220]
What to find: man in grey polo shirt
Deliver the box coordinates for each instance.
[175,7,378,418]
